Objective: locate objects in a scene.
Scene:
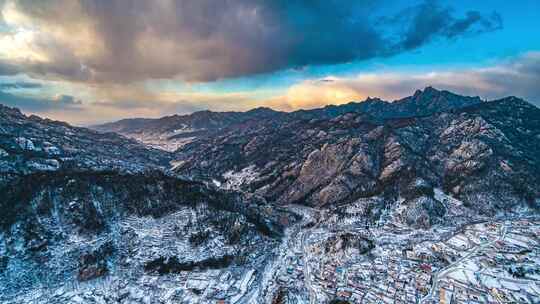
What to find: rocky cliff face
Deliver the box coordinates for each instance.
[173,89,539,224]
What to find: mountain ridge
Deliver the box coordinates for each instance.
[92,86,491,134]
[89,87,509,152]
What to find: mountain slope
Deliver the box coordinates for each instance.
[91,107,284,151]
[89,87,540,219]
[172,90,540,221]
[0,105,289,302]
[0,104,173,181]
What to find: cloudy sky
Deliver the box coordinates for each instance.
[0,0,539,125]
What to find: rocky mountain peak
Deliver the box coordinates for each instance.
[413,86,439,97]
[364,96,386,103]
[389,86,483,117]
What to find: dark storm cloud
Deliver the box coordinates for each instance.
[1,0,503,83]
[393,1,503,50]
[0,62,20,76]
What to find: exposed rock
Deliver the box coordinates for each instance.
[26,158,60,171]
[78,243,114,281]
[43,145,61,156]
[172,89,539,215]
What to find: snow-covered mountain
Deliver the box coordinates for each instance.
[1,87,539,303]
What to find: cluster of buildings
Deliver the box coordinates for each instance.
[434,220,540,304]
[275,218,539,304]
[303,247,431,303]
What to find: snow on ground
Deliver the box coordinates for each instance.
[170,160,186,170]
[447,234,471,250]
[434,188,468,216]
[222,166,259,191]
[212,179,222,187]
[127,131,197,152]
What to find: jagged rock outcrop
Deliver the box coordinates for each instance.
[322,232,374,255]
[78,242,114,281]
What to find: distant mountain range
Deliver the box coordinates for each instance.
[91,87,486,151]
[93,86,540,216]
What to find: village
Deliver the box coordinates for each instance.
[270,218,540,304]
[225,200,540,303]
[171,204,540,304]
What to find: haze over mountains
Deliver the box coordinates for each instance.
[1,87,539,303]
[92,87,485,151]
